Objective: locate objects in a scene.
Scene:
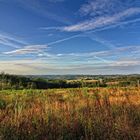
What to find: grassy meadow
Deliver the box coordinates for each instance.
[0,87,140,140]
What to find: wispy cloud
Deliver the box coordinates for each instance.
[49,45,140,58]
[39,0,140,51]
[16,0,72,24]
[39,26,61,31]
[47,0,66,3]
[79,0,128,17]
[110,59,140,67]
[15,45,140,66]
[0,32,27,49]
[84,32,116,49]
[3,45,48,55]
[1,54,139,75]
[39,17,140,52]
[5,19,140,56]
[62,8,140,32]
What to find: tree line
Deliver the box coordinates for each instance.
[0,73,139,90]
[0,73,82,90]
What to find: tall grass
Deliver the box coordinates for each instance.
[0,87,140,140]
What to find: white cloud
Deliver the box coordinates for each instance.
[0,32,27,49]
[79,0,124,17]
[62,8,140,32]
[111,59,140,67]
[1,45,140,74]
[0,56,139,75]
[3,45,48,55]
[40,17,140,52]
[52,45,140,58]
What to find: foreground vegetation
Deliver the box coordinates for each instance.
[0,87,140,140]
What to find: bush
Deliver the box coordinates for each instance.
[0,99,7,109]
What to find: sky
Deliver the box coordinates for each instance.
[0,0,140,75]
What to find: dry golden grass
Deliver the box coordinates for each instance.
[0,87,140,140]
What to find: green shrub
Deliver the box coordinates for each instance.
[0,99,7,109]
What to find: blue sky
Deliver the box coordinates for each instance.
[0,0,140,75]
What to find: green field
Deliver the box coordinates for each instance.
[0,87,140,140]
